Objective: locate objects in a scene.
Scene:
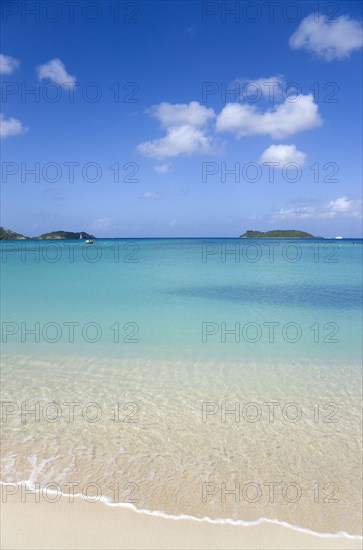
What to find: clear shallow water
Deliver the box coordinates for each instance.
[1,239,362,535]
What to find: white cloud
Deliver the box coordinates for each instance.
[154,163,172,173]
[138,125,216,159]
[260,144,306,166]
[139,81,323,159]
[216,94,322,139]
[37,58,76,87]
[327,196,362,215]
[138,101,216,159]
[289,14,363,60]
[274,196,362,220]
[0,113,28,138]
[233,75,286,101]
[140,192,163,200]
[148,101,215,128]
[0,54,20,74]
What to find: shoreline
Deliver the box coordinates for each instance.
[2,357,362,540]
[1,484,362,550]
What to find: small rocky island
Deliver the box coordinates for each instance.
[240,230,321,238]
[35,231,96,240]
[0,227,95,240]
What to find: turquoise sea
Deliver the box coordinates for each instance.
[1,238,362,535]
[1,238,362,362]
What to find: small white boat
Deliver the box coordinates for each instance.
[85,239,94,244]
[335,236,343,239]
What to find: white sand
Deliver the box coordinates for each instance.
[1,491,361,550]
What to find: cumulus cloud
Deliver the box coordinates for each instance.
[139,79,323,159]
[147,101,215,128]
[216,94,322,139]
[138,101,216,159]
[0,54,20,74]
[139,125,217,159]
[289,14,363,60]
[259,144,306,166]
[232,75,286,101]
[274,196,362,220]
[154,163,172,173]
[0,113,28,138]
[37,58,76,87]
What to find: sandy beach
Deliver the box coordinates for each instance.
[1,489,361,550]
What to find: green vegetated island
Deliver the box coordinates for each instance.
[0,227,95,240]
[1,227,321,240]
[240,230,321,238]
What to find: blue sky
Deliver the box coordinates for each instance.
[1,0,362,237]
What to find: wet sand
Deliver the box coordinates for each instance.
[1,491,361,550]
